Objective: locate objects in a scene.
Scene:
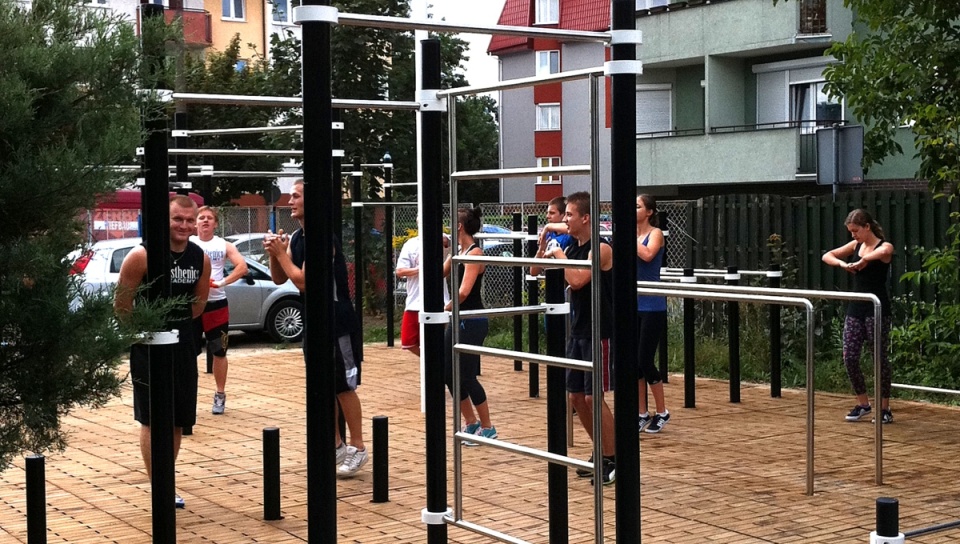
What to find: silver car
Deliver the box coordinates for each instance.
[71,237,303,343]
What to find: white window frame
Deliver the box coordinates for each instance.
[272,0,297,24]
[535,0,559,25]
[536,50,560,77]
[536,103,560,131]
[790,80,843,134]
[536,157,562,184]
[222,0,245,21]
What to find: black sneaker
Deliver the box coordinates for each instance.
[638,413,652,432]
[590,458,615,486]
[845,404,872,421]
[871,409,893,424]
[576,454,593,478]
[644,411,670,434]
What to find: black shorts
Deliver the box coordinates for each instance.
[194,299,230,357]
[131,332,199,428]
[565,337,613,394]
[302,327,362,395]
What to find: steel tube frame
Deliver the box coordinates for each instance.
[338,12,610,42]
[455,344,592,372]
[636,280,885,485]
[169,148,303,156]
[171,92,420,110]
[439,67,606,98]
[451,164,589,181]
[180,125,304,136]
[637,286,817,495]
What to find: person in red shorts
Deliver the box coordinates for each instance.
[396,231,449,356]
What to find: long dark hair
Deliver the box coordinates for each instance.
[457,206,482,236]
[638,193,659,228]
[845,208,885,239]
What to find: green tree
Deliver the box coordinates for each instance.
[0,0,167,471]
[818,1,960,190]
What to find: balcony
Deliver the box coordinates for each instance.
[165,8,212,47]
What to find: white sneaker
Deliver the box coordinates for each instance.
[335,442,348,465]
[336,446,368,478]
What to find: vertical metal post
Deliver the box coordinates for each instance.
[512,212,523,371]
[527,215,540,398]
[299,0,337,540]
[352,157,364,322]
[727,265,741,403]
[372,416,389,503]
[419,38,448,544]
[26,454,46,544]
[658,211,669,383]
[544,269,568,544]
[383,157,395,347]
[139,2,176,539]
[682,267,696,408]
[769,263,782,398]
[263,427,281,520]
[611,1,641,541]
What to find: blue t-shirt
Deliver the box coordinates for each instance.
[636,232,667,312]
[546,231,573,251]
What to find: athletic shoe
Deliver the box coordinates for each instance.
[461,421,481,447]
[337,446,368,478]
[638,413,652,432]
[477,426,498,440]
[644,411,670,434]
[845,404,872,421]
[175,494,185,509]
[872,409,894,424]
[212,392,226,415]
[576,454,594,478]
[591,458,616,486]
[335,442,348,465]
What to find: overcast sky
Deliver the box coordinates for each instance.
[425,0,507,87]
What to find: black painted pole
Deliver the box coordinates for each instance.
[299,0,337,540]
[372,416,389,503]
[611,2,641,540]
[876,497,899,538]
[526,214,540,398]
[352,157,364,323]
[263,427,281,520]
[175,111,197,437]
[140,2,176,539]
[544,269,568,544]
[727,265,741,403]
[26,454,46,544]
[384,157,395,347]
[420,38,448,544]
[512,212,523,371]
[769,263,782,398]
[658,211,669,384]
[683,267,696,409]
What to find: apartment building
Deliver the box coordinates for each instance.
[490,0,919,201]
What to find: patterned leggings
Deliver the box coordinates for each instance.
[842,315,892,398]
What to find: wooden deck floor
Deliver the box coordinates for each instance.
[2,343,960,543]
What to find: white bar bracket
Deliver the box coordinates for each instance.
[172,130,189,138]
[332,122,344,130]
[767,270,783,278]
[543,302,570,315]
[419,311,450,325]
[421,507,452,525]
[417,89,447,112]
[604,60,644,76]
[724,273,741,281]
[610,29,643,45]
[139,330,180,345]
[293,5,338,24]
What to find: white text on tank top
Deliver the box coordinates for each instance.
[190,235,227,301]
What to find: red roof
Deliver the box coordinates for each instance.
[488,0,610,55]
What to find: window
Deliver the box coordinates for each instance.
[273,0,298,23]
[537,157,561,184]
[635,86,672,136]
[535,0,558,24]
[536,104,560,131]
[222,0,245,20]
[536,50,560,77]
[636,0,668,8]
[791,81,842,133]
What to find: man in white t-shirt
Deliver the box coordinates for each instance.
[191,206,248,415]
[395,233,450,356]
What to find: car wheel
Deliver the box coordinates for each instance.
[266,299,304,343]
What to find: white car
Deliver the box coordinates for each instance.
[71,237,304,343]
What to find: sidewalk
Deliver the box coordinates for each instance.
[2,343,960,543]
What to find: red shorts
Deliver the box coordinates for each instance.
[401,310,420,350]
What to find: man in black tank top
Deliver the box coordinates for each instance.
[115,195,211,508]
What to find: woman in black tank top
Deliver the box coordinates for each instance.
[822,209,895,424]
[442,206,497,442]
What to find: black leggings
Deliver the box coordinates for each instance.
[444,318,489,404]
[637,311,666,385]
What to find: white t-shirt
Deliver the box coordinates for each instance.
[190,235,226,302]
[396,236,449,311]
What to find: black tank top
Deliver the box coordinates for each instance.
[166,241,205,327]
[847,240,891,318]
[566,239,613,339]
[458,243,484,311]
[289,229,359,335]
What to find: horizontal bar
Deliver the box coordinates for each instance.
[340,163,392,169]
[472,232,535,241]
[383,182,417,187]
[181,125,303,136]
[635,280,881,306]
[451,164,590,181]
[350,201,419,208]
[663,267,776,277]
[171,92,421,111]
[454,344,591,372]
[892,383,960,396]
[439,67,606,98]
[636,287,814,310]
[453,432,591,473]
[454,255,590,269]
[169,148,302,157]
[458,305,546,319]
[661,271,727,278]
[187,171,302,178]
[444,518,531,544]
[338,12,610,43]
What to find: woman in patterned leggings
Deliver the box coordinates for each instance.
[822,209,895,424]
